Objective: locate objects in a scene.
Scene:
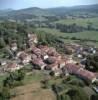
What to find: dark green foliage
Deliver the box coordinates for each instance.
[52,75,89,100]
[90,94,98,100]
[56,23,85,33]
[0,87,10,100]
[41,79,49,89]
[3,69,25,88]
[36,30,65,54]
[85,54,98,72]
[67,87,89,100]
[0,21,35,50]
[53,84,89,100]
[0,38,6,48]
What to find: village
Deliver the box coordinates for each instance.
[0,33,98,93]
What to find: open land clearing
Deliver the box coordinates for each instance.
[10,82,56,100]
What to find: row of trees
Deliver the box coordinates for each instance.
[56,23,98,33]
[56,23,85,33]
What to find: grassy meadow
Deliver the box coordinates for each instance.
[55,17,98,28]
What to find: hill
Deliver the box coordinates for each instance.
[46,4,98,15]
[0,9,13,16]
[0,4,98,20]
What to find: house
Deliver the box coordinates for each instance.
[92,86,98,93]
[77,54,83,58]
[65,63,80,74]
[31,58,46,70]
[53,69,62,77]
[66,57,77,64]
[46,62,58,71]
[10,42,17,51]
[28,33,38,44]
[5,62,23,72]
[65,63,97,83]
[41,51,49,60]
[32,47,41,57]
[31,54,37,59]
[0,60,7,66]
[77,68,97,83]
[46,56,57,64]
[47,47,57,56]
[58,59,65,68]
[38,45,50,53]
[89,47,96,54]
[62,67,69,76]
[37,45,49,60]
[65,46,75,54]
[54,53,62,60]
[19,52,31,65]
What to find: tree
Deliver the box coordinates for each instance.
[0,38,6,48]
[3,69,25,88]
[0,87,10,99]
[17,69,25,81]
[67,87,89,100]
[90,94,98,100]
[86,55,98,72]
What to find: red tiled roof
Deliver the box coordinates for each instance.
[19,52,28,60]
[65,63,96,81]
[31,54,37,59]
[32,47,41,56]
[77,69,96,81]
[47,47,56,56]
[46,56,57,64]
[47,62,58,68]
[32,58,46,66]
[66,63,80,74]
[38,45,49,53]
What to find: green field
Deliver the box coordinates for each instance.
[55,17,98,28]
[37,28,98,40]
[23,71,45,84]
[37,28,98,47]
[37,17,98,47]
